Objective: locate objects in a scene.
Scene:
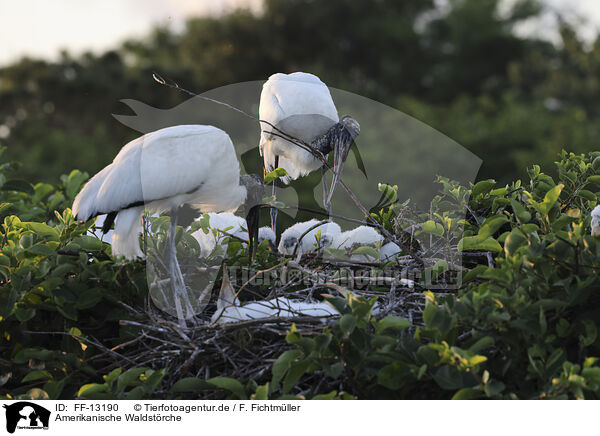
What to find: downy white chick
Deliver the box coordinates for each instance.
[192,212,247,257]
[278,219,342,255]
[335,225,384,262]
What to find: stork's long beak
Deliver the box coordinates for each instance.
[327,136,353,204]
[326,116,360,204]
[246,205,260,261]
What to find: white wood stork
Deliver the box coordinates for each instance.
[335,225,384,262]
[259,72,360,229]
[278,219,341,256]
[72,125,264,324]
[592,205,600,236]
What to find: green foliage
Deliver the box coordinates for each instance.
[3,147,600,399]
[0,150,147,400]
[78,367,166,400]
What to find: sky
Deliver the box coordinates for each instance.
[1,0,599,67]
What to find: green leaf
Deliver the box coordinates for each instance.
[43,379,65,399]
[22,370,53,383]
[312,390,338,400]
[171,377,209,393]
[579,190,596,201]
[13,348,55,364]
[77,383,109,399]
[432,366,467,390]
[375,316,411,333]
[351,245,379,259]
[282,360,310,394]
[484,380,505,397]
[504,230,527,257]
[207,377,247,399]
[582,320,597,346]
[73,235,104,252]
[116,367,147,392]
[264,168,288,184]
[538,183,563,216]
[469,336,495,353]
[272,350,302,389]
[471,179,496,197]
[76,288,103,310]
[510,199,531,223]
[377,183,398,204]
[252,383,269,400]
[452,388,482,400]
[339,314,358,335]
[15,307,36,322]
[478,215,508,239]
[22,222,59,238]
[377,362,410,390]
[421,220,444,236]
[458,236,502,253]
[27,244,56,256]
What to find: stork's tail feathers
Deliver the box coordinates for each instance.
[111,206,145,259]
[72,164,113,220]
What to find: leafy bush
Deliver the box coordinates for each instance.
[1,147,600,399]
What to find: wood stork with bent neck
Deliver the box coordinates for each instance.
[259,72,360,231]
[72,125,264,325]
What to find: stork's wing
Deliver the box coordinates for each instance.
[74,125,239,220]
[259,73,339,136]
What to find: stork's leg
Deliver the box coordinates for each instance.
[270,156,279,234]
[166,207,195,326]
[322,166,332,219]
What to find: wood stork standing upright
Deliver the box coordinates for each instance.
[259,72,360,230]
[72,125,264,324]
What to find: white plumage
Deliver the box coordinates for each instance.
[212,296,338,324]
[191,212,247,257]
[258,226,276,245]
[379,241,402,262]
[212,269,337,324]
[278,219,342,255]
[334,225,384,261]
[73,125,247,259]
[591,205,600,236]
[259,72,339,183]
[335,225,383,249]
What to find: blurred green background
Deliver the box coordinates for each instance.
[2,0,600,187]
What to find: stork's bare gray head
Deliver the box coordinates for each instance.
[340,115,360,140]
[240,173,265,260]
[240,174,264,209]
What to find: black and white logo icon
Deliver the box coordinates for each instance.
[3,402,50,433]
